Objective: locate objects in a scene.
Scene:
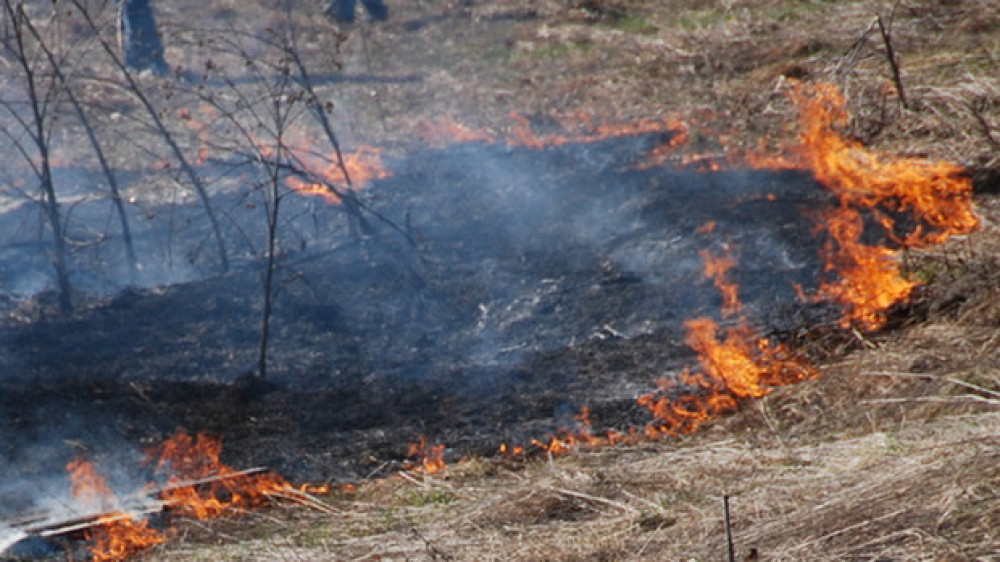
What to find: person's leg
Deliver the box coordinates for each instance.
[324,0,357,24]
[120,0,169,75]
[360,0,388,21]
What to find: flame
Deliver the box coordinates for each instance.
[505,110,685,149]
[147,432,291,519]
[700,249,740,317]
[417,111,685,155]
[85,515,165,562]
[749,82,979,329]
[498,443,525,456]
[286,145,391,204]
[417,115,499,146]
[66,458,165,561]
[640,248,815,437]
[66,458,117,512]
[64,432,334,560]
[501,406,631,457]
[405,435,447,475]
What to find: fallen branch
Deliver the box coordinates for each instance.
[862,370,1000,400]
[724,494,735,562]
[22,502,166,538]
[548,487,636,514]
[861,395,1000,407]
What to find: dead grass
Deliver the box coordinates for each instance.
[144,410,999,560]
[124,0,1000,559]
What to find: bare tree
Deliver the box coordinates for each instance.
[189,25,325,378]
[0,1,73,312]
[70,0,230,273]
[19,9,139,280]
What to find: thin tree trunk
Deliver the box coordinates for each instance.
[257,188,279,380]
[71,0,230,273]
[4,2,72,312]
[21,13,139,280]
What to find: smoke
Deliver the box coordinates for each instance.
[0,127,841,506]
[0,524,26,556]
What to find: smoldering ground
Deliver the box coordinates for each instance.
[0,132,840,532]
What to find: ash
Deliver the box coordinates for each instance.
[0,134,834,492]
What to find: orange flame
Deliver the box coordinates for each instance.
[286,145,391,204]
[505,110,685,150]
[700,248,740,317]
[64,432,334,560]
[417,115,499,146]
[502,406,631,457]
[640,247,815,437]
[84,515,165,562]
[147,432,291,519]
[405,435,447,475]
[417,111,685,156]
[751,82,979,329]
[66,458,165,562]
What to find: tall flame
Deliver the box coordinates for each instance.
[700,248,740,317]
[770,82,978,329]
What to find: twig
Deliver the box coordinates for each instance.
[834,16,878,77]
[877,8,908,109]
[411,527,454,561]
[862,371,1000,400]
[146,467,269,496]
[724,494,735,562]
[861,395,1000,407]
[396,470,425,487]
[968,101,1000,148]
[263,489,338,515]
[548,487,635,514]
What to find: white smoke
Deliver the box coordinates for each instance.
[0,523,27,555]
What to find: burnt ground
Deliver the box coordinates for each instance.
[0,132,839,503]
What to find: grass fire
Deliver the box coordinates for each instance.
[2,1,998,560]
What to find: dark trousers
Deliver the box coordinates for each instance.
[119,0,169,75]
[325,0,388,23]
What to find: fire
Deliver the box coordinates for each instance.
[85,516,165,562]
[66,458,165,561]
[417,115,499,146]
[505,110,685,150]
[286,145,391,204]
[66,458,117,512]
[417,110,686,154]
[641,320,814,437]
[700,248,740,317]
[640,248,815,437]
[750,82,979,329]
[501,406,632,457]
[498,443,525,456]
[405,435,447,475]
[148,432,291,519]
[63,432,332,561]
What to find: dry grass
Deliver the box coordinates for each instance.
[146,412,999,560]
[127,1,1000,560]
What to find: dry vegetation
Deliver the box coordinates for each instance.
[69,0,1000,559]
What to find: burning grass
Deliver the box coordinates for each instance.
[4,0,1000,560]
[146,411,1000,560]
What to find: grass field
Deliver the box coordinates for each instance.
[7,1,1000,560]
